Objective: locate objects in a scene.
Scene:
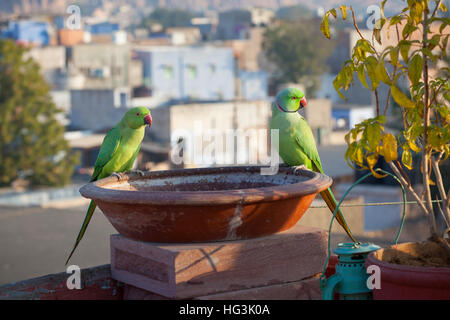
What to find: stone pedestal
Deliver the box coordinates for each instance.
[110,223,327,299]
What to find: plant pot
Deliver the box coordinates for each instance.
[79,166,332,243]
[365,241,450,300]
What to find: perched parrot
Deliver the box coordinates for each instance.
[270,88,356,242]
[65,106,152,265]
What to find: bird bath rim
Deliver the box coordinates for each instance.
[79,166,333,206]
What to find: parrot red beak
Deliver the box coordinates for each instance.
[144,114,152,126]
[300,97,307,108]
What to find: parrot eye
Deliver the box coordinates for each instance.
[136,112,140,116]
[291,97,297,100]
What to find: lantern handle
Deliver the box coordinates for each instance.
[321,168,407,285]
[321,272,342,300]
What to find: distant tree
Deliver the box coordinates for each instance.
[0,39,79,187]
[275,5,314,21]
[141,8,195,30]
[262,19,335,96]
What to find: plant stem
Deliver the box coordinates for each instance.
[388,161,430,218]
[431,0,443,19]
[421,6,438,238]
[350,6,365,40]
[375,89,380,116]
[431,153,450,224]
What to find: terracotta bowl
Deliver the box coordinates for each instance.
[79,166,332,243]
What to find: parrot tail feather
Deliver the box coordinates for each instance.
[320,188,356,242]
[65,200,97,265]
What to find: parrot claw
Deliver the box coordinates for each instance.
[111,172,124,180]
[292,165,307,175]
[128,169,145,177]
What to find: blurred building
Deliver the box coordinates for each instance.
[68,43,143,90]
[190,17,215,41]
[69,88,131,131]
[86,21,119,35]
[332,104,375,131]
[216,9,252,40]
[166,27,201,46]
[298,99,333,146]
[149,97,332,168]
[238,70,268,100]
[216,8,274,40]
[27,45,66,89]
[149,99,272,167]
[58,29,84,46]
[224,27,268,72]
[134,46,235,101]
[249,7,275,26]
[1,20,51,46]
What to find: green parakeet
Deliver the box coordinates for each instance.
[65,107,152,264]
[270,88,356,242]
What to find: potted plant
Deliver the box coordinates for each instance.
[320,0,450,299]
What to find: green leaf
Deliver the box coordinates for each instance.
[373,28,382,45]
[353,39,374,61]
[329,8,337,18]
[320,13,331,39]
[333,75,346,100]
[408,54,423,85]
[409,139,421,153]
[365,56,380,90]
[367,153,387,178]
[442,34,449,57]
[345,142,358,169]
[366,122,382,151]
[382,133,398,162]
[402,148,413,170]
[391,85,416,108]
[376,59,391,85]
[356,64,369,89]
[356,144,364,166]
[390,46,399,66]
[402,22,418,38]
[422,47,437,63]
[399,40,411,62]
[388,15,404,27]
[409,1,423,24]
[339,5,347,20]
[440,19,449,33]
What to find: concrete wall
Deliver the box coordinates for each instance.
[149,100,272,167]
[70,89,130,131]
[27,46,65,71]
[239,70,268,100]
[300,99,333,145]
[135,46,235,101]
[70,44,131,89]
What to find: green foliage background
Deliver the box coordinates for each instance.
[140,8,195,30]
[262,19,335,96]
[0,39,79,187]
